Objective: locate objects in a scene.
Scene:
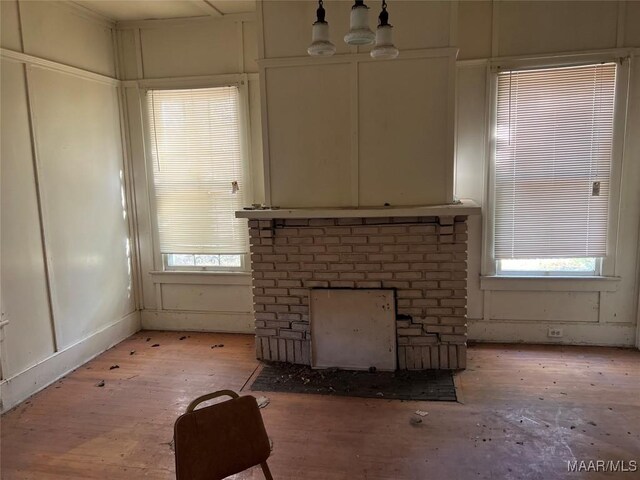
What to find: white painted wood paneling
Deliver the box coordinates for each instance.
[455,64,487,205]
[160,284,253,312]
[115,29,140,81]
[262,1,352,59]
[0,0,22,51]
[249,78,265,204]
[0,59,55,378]
[213,1,255,15]
[0,311,139,413]
[496,1,618,57]
[140,21,239,78]
[141,310,253,333]
[625,2,640,47]
[358,56,453,206]
[20,0,116,76]
[457,1,492,60]
[75,0,206,22]
[468,319,635,346]
[266,63,353,208]
[489,291,600,323]
[243,21,259,73]
[28,67,134,348]
[358,1,452,55]
[123,86,158,310]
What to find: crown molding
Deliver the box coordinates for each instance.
[116,12,255,30]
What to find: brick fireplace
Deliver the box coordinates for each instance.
[237,204,479,370]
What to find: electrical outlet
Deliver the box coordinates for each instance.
[548,327,563,338]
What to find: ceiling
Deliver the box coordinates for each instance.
[74,0,255,22]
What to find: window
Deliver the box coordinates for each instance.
[493,63,616,276]
[147,86,249,271]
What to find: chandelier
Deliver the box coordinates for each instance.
[307,0,399,59]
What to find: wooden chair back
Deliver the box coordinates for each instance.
[174,390,273,480]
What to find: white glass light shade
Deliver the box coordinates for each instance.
[371,24,398,59]
[308,21,336,56]
[344,5,375,46]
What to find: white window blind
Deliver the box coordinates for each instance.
[494,63,616,259]
[148,86,248,256]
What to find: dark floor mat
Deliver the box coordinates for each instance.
[250,362,457,401]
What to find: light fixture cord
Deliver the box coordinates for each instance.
[379,0,390,26]
[316,0,326,23]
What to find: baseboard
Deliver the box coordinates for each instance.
[468,319,637,347]
[141,310,254,334]
[0,310,141,413]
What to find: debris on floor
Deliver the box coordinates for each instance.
[211,344,224,349]
[109,365,120,370]
[179,336,187,340]
[130,350,135,355]
[95,380,105,387]
[415,410,429,417]
[256,396,270,409]
[410,416,423,426]
[146,337,151,342]
[151,344,160,347]
[162,439,175,452]
[251,362,457,401]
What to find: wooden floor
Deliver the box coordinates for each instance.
[2,331,639,479]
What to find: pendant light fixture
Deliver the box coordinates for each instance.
[371,0,399,59]
[307,0,336,56]
[344,0,375,46]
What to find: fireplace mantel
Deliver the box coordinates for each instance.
[235,199,480,220]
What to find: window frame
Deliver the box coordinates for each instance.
[141,75,254,274]
[482,54,631,279]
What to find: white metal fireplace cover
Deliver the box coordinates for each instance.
[310,289,396,371]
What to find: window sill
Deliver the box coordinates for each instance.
[479,275,620,292]
[149,270,252,286]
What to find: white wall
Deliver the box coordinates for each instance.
[117,13,261,333]
[259,1,457,208]
[455,0,640,346]
[0,0,139,412]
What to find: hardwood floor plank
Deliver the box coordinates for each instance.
[2,332,639,479]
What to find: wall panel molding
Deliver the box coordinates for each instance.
[141,310,253,333]
[0,311,140,413]
[61,1,116,28]
[116,13,255,31]
[1,48,119,85]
